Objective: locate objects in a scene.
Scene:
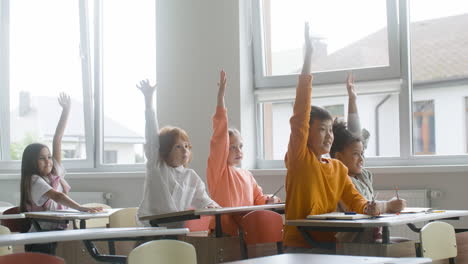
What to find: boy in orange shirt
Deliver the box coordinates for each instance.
[284,23,379,250]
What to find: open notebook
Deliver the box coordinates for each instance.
[307,212,373,220]
[400,207,432,213]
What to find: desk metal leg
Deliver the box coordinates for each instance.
[83,240,126,263]
[80,219,86,229]
[297,227,335,250]
[215,215,223,237]
[382,226,390,244]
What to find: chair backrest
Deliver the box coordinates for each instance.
[1,207,30,233]
[0,252,65,264]
[185,215,212,232]
[420,221,457,261]
[0,225,12,256]
[109,208,138,228]
[80,203,112,228]
[128,240,197,264]
[240,210,283,245]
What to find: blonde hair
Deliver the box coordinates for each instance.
[228,128,241,138]
[159,126,192,166]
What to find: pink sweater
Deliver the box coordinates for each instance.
[207,107,267,236]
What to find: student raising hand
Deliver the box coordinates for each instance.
[137,79,157,99]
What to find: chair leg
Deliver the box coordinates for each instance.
[276,241,283,254]
[239,231,248,259]
[415,242,422,257]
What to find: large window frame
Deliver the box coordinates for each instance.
[0,0,154,173]
[253,0,468,169]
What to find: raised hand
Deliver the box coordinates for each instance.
[217,70,227,108]
[136,79,157,98]
[58,92,71,111]
[346,73,357,101]
[304,22,314,55]
[301,22,314,75]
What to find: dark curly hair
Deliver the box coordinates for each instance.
[330,119,362,158]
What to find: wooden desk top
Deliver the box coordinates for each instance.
[24,208,122,221]
[223,253,432,264]
[286,210,468,228]
[0,227,189,246]
[140,203,284,221]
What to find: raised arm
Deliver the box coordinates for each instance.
[346,73,361,135]
[52,93,71,164]
[207,70,230,193]
[287,23,314,162]
[301,22,314,75]
[137,80,159,164]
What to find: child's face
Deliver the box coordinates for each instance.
[336,141,364,177]
[227,134,243,167]
[37,147,53,176]
[307,119,334,158]
[167,138,191,167]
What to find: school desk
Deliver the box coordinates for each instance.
[223,253,432,264]
[24,208,122,230]
[140,203,285,237]
[286,210,468,249]
[0,227,189,263]
[0,213,25,220]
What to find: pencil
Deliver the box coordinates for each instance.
[272,184,284,197]
[395,185,400,200]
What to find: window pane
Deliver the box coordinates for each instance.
[9,0,86,161]
[261,93,400,160]
[102,0,155,164]
[410,0,468,156]
[262,0,388,76]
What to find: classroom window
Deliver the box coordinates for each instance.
[413,101,435,155]
[8,0,86,161]
[254,0,468,168]
[0,0,156,171]
[410,0,468,156]
[100,0,154,165]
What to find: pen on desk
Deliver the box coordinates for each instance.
[395,185,400,200]
[271,184,284,198]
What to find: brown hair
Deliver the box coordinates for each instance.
[159,126,192,166]
[20,143,56,212]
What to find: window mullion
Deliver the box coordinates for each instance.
[398,0,413,159]
[94,0,103,168]
[78,0,95,168]
[0,0,11,161]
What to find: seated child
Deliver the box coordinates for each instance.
[331,73,406,242]
[136,80,218,227]
[206,70,280,236]
[284,23,379,250]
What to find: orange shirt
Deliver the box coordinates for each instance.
[284,75,368,248]
[207,107,267,236]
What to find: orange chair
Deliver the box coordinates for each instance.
[238,210,283,259]
[0,252,65,264]
[185,216,212,232]
[1,207,30,233]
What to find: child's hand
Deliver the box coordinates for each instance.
[346,73,357,101]
[79,206,103,213]
[304,22,314,56]
[218,70,227,93]
[136,79,157,98]
[205,203,221,208]
[386,197,407,213]
[58,92,71,111]
[266,196,281,204]
[364,201,380,216]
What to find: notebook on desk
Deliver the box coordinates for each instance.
[306,212,373,220]
[400,207,432,213]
